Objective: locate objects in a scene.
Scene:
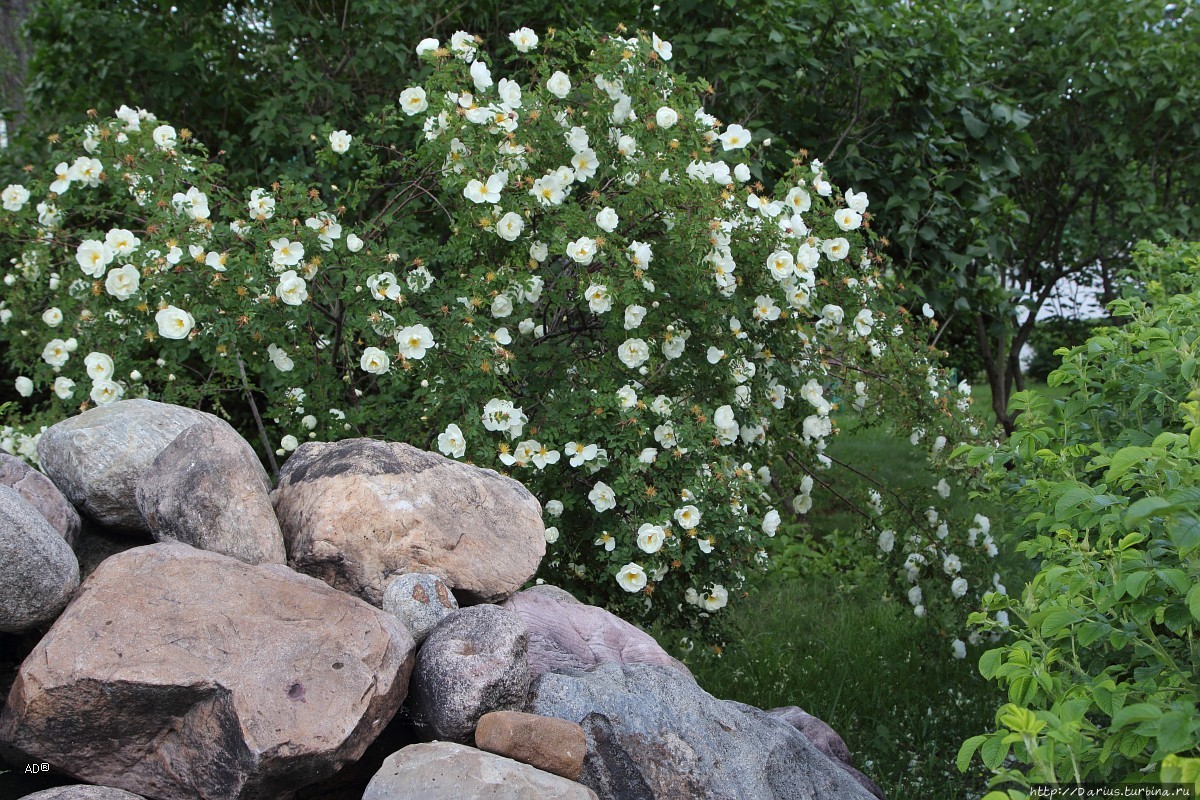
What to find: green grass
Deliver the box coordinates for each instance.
[663,382,1055,799]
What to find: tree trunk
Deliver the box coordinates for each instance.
[0,0,34,139]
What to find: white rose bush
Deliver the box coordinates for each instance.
[0,27,994,639]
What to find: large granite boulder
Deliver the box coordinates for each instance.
[0,486,80,633]
[272,439,544,605]
[767,706,885,800]
[135,420,286,565]
[0,544,415,800]
[36,400,213,532]
[502,586,691,680]
[362,742,598,800]
[409,605,530,743]
[528,662,878,800]
[0,453,81,547]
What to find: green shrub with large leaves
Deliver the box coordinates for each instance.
[958,240,1200,794]
[0,27,988,638]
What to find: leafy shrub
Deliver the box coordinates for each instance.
[958,240,1200,792]
[0,27,988,636]
[1023,315,1102,383]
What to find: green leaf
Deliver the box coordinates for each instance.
[1055,487,1094,519]
[1112,703,1162,729]
[961,108,989,138]
[1188,584,1200,622]
[981,734,1010,770]
[1125,496,1172,525]
[957,734,987,772]
[979,648,1004,680]
[1106,446,1153,481]
[1041,608,1082,637]
[1158,711,1193,754]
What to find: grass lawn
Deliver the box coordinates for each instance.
[671,383,1046,799]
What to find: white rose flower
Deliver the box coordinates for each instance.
[346,233,364,252]
[40,339,70,368]
[702,585,728,611]
[508,27,539,52]
[396,324,434,360]
[718,123,750,150]
[595,207,619,233]
[360,346,391,374]
[41,307,63,327]
[951,577,969,598]
[878,530,895,552]
[617,385,638,408]
[617,563,647,593]
[155,305,195,339]
[674,505,701,529]
[152,124,177,149]
[637,523,666,553]
[567,236,597,265]
[951,639,967,659]
[834,208,863,231]
[762,509,781,536]
[822,237,850,261]
[276,270,309,306]
[415,37,439,56]
[491,294,513,318]
[268,343,295,372]
[89,379,123,405]
[14,376,33,397]
[585,284,612,314]
[84,352,114,381]
[2,184,31,212]
[496,211,524,241]
[329,130,352,154]
[623,305,647,330]
[544,526,559,544]
[618,338,650,369]
[105,265,140,300]
[399,87,428,116]
[546,70,571,99]
[529,241,548,262]
[655,106,679,128]
[76,239,114,278]
[589,481,617,512]
[53,376,76,399]
[437,423,467,458]
[652,33,672,60]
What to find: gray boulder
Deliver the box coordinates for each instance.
[767,706,885,800]
[135,420,286,564]
[0,485,80,632]
[362,742,598,800]
[36,400,212,532]
[528,662,878,800]
[0,543,415,800]
[18,787,146,800]
[502,586,691,680]
[0,452,81,547]
[382,572,459,643]
[271,438,544,605]
[410,605,530,742]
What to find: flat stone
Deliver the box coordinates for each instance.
[475,710,587,780]
[0,543,415,800]
[272,439,544,605]
[362,742,598,800]
[0,485,80,633]
[135,420,285,564]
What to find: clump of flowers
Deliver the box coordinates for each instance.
[0,27,990,639]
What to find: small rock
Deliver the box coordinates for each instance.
[475,710,587,781]
[36,400,213,532]
[18,787,147,800]
[410,605,530,743]
[0,486,80,633]
[382,572,459,643]
[529,662,879,800]
[135,420,286,564]
[502,586,691,680]
[362,741,598,800]
[0,543,415,800]
[272,438,544,605]
[0,453,81,547]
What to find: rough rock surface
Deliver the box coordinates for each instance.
[0,543,415,800]
[528,662,878,800]
[475,710,587,780]
[382,572,459,644]
[362,742,598,800]
[767,705,885,800]
[0,453,81,547]
[72,521,144,580]
[18,787,147,800]
[135,420,286,565]
[272,439,545,605]
[410,605,530,743]
[36,400,213,532]
[0,486,80,633]
[502,587,691,680]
